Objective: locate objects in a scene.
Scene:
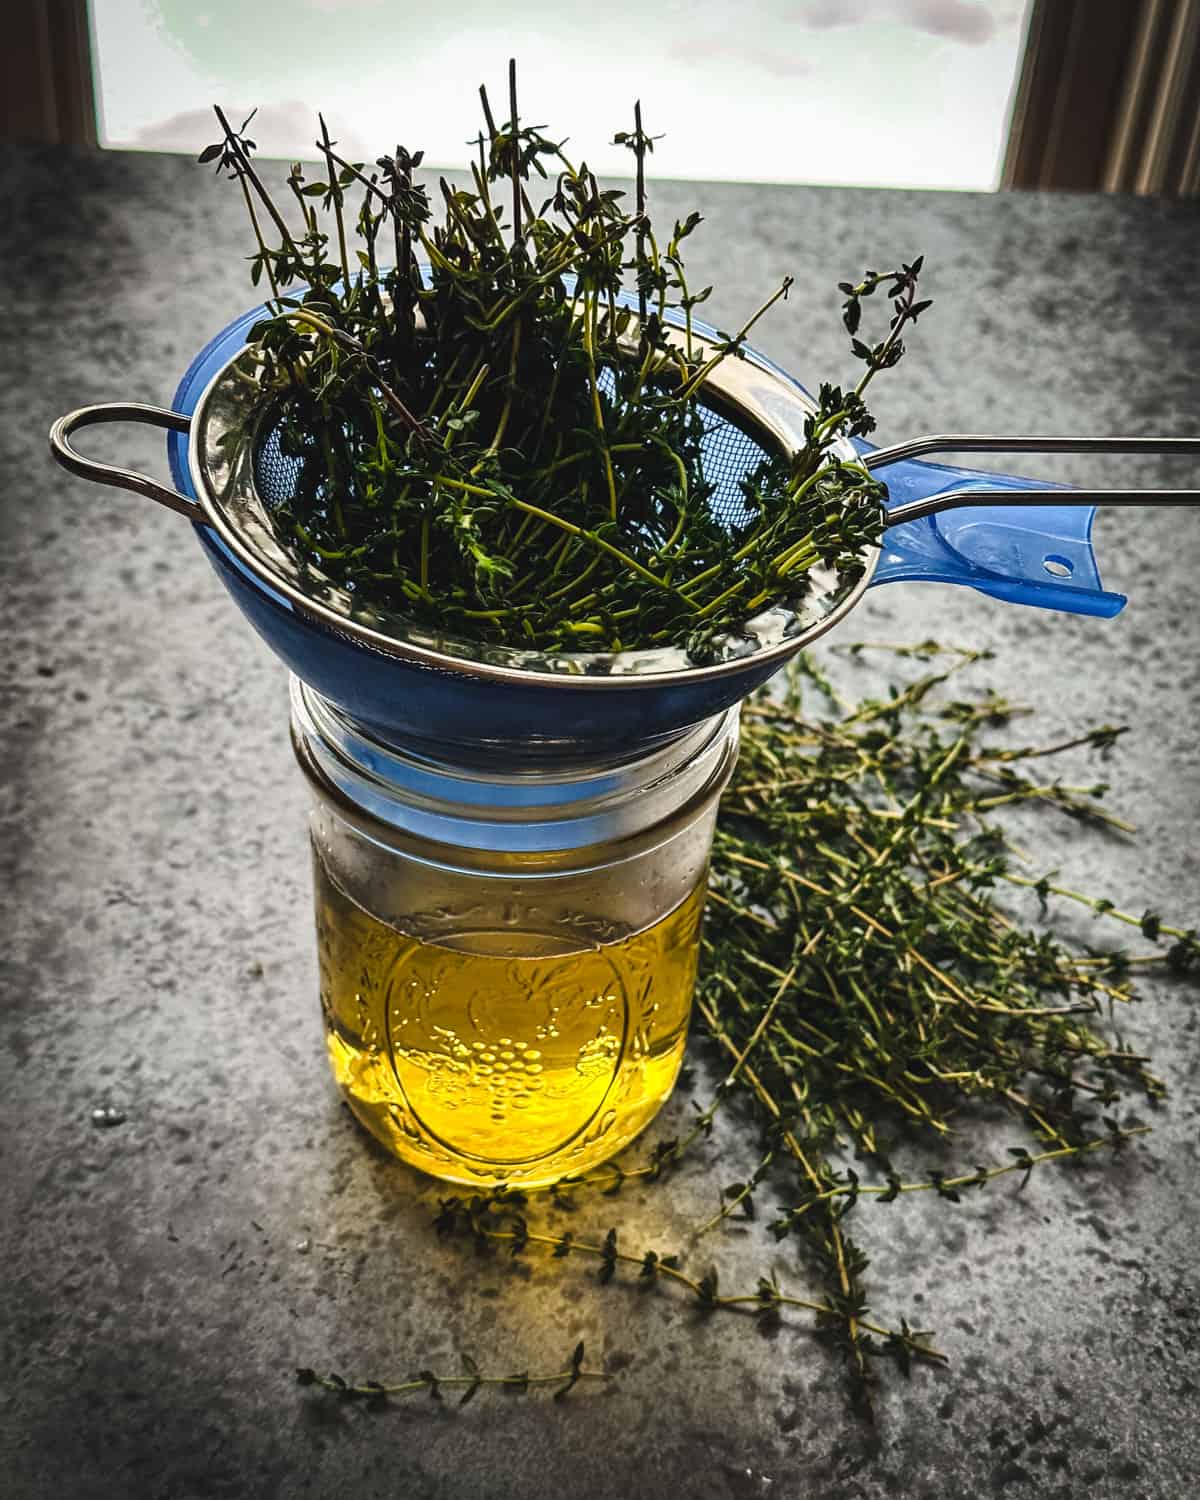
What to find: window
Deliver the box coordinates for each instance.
[88,0,1031,189]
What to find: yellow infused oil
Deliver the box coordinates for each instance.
[314,850,706,1186]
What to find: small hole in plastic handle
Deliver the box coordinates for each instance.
[1043,555,1075,578]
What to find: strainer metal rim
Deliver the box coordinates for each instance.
[186,326,879,691]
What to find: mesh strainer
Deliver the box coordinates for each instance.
[50,295,1199,762]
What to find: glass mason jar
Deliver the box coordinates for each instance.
[290,678,739,1188]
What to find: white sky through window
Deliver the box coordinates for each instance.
[89,0,1031,190]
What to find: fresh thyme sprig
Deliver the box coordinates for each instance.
[431,1191,947,1380]
[296,1340,603,1405]
[200,67,909,657]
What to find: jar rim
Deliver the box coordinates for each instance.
[291,677,739,865]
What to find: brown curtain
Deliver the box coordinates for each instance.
[1,0,97,147]
[1003,0,1200,195]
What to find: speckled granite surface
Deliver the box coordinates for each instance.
[1,145,1198,1500]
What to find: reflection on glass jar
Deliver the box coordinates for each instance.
[292,682,738,1187]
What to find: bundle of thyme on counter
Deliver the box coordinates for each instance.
[420,643,1196,1414]
[201,65,915,657]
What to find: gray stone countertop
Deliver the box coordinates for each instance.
[1,144,1198,1500]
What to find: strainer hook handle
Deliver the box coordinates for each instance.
[49,404,203,523]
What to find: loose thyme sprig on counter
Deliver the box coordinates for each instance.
[200,65,922,657]
[295,1340,603,1406]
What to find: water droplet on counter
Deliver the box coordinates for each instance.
[90,1104,126,1128]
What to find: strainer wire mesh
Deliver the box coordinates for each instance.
[253,381,776,542]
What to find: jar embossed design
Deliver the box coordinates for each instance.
[291,680,738,1187]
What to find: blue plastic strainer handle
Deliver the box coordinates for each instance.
[863,448,1124,618]
[695,328,1125,619]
